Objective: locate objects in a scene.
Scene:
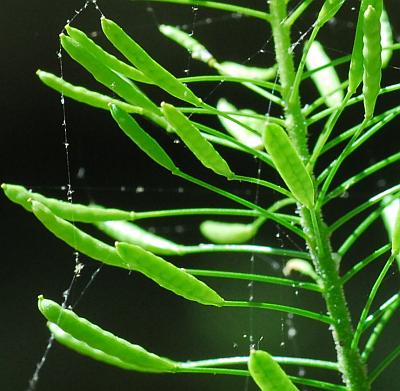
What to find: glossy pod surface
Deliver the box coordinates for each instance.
[161,102,234,178]
[2,183,134,222]
[39,297,176,373]
[116,242,225,306]
[262,124,314,209]
[248,350,299,391]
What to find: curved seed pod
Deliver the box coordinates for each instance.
[248,350,299,391]
[392,205,400,257]
[101,17,202,107]
[161,102,234,178]
[362,5,382,119]
[216,98,264,150]
[65,25,152,84]
[159,24,215,65]
[348,0,368,94]
[116,242,224,306]
[214,62,277,81]
[282,258,319,282]
[37,70,141,113]
[60,34,159,114]
[380,6,393,68]
[199,220,258,244]
[94,220,183,255]
[381,197,400,257]
[262,124,314,209]
[110,104,178,173]
[47,322,147,371]
[316,0,345,27]
[31,201,124,267]
[305,40,343,108]
[39,297,177,373]
[2,183,135,222]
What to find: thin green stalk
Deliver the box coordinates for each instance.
[222,300,332,324]
[368,345,400,384]
[141,0,271,22]
[175,170,306,238]
[187,269,321,292]
[178,355,339,371]
[341,244,391,284]
[182,244,310,259]
[362,296,400,361]
[351,254,396,350]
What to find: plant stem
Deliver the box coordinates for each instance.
[269,1,370,389]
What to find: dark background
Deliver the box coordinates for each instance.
[1,1,399,390]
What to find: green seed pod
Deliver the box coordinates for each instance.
[101,17,202,106]
[38,297,177,373]
[47,322,146,371]
[248,350,299,391]
[2,183,135,222]
[381,197,400,257]
[37,70,141,113]
[362,4,382,119]
[282,258,319,282]
[392,205,400,257]
[116,242,225,306]
[65,25,152,84]
[94,220,183,255]
[214,62,277,81]
[380,6,393,68]
[262,124,314,209]
[110,104,178,173]
[348,0,368,94]
[60,34,159,114]
[216,98,264,150]
[31,200,123,267]
[199,220,257,244]
[159,24,215,65]
[316,0,345,27]
[305,40,343,108]
[161,102,234,178]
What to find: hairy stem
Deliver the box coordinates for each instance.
[269,1,369,389]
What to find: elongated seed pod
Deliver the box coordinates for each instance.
[199,220,257,244]
[214,62,277,81]
[316,0,345,27]
[216,98,264,150]
[262,124,314,209]
[31,201,124,267]
[159,24,215,65]
[39,297,176,372]
[2,183,135,222]
[161,102,234,178]
[348,0,368,94]
[60,34,159,114]
[101,17,202,107]
[116,242,224,306]
[380,6,393,68]
[94,220,183,255]
[382,197,400,257]
[392,205,400,256]
[109,104,178,172]
[37,70,141,113]
[47,322,147,371]
[65,25,152,84]
[362,5,382,119]
[248,350,299,391]
[305,40,343,108]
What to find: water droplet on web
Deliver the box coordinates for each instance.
[287,327,297,339]
[135,186,144,193]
